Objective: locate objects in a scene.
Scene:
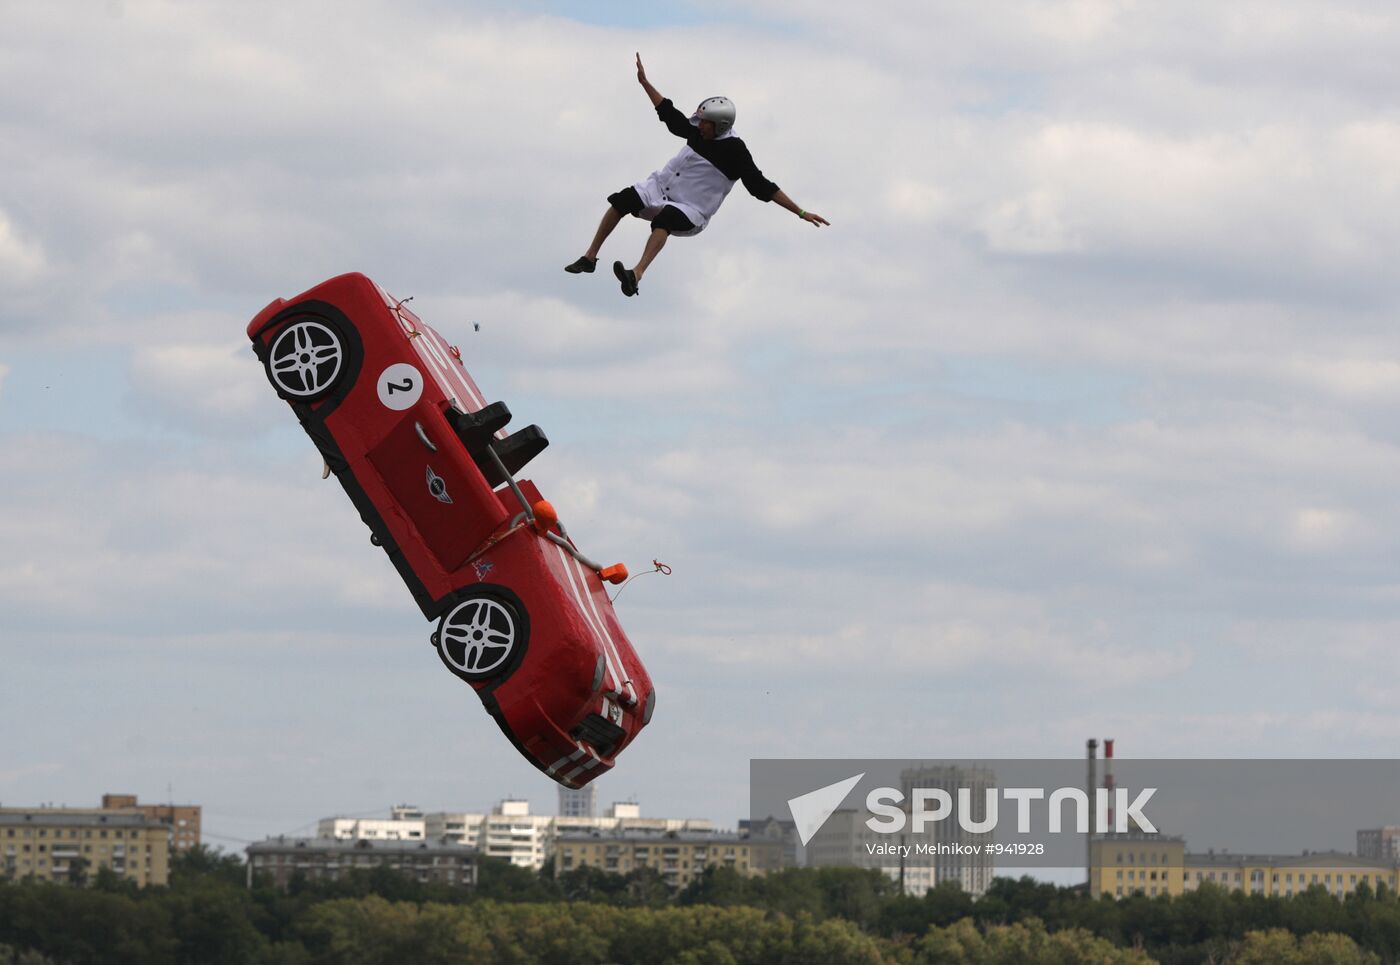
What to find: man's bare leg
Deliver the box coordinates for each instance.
[585,207,624,261]
[633,226,670,281]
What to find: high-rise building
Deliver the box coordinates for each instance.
[558,785,596,818]
[898,764,996,896]
[102,793,201,853]
[1,809,171,887]
[806,765,997,896]
[1358,827,1400,862]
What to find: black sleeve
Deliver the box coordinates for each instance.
[655,98,696,140]
[736,142,780,201]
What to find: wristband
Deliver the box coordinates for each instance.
[798,209,806,219]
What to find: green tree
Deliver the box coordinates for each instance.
[0,944,60,965]
[65,856,90,888]
[1226,928,1379,964]
[557,864,631,904]
[677,865,751,907]
[170,844,246,888]
[623,866,672,906]
[918,916,1155,964]
[474,856,559,902]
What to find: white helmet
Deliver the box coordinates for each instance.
[694,96,736,135]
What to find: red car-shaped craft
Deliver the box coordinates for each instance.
[247,272,654,787]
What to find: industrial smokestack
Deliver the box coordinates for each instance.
[1086,739,1098,879]
[1104,739,1116,831]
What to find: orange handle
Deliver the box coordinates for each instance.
[599,564,629,585]
[531,500,558,534]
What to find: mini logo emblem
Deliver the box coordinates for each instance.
[473,559,495,580]
[426,466,453,504]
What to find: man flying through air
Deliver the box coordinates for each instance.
[565,54,829,297]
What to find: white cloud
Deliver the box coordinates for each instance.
[127,336,270,432]
[0,210,45,285]
[5,0,1400,831]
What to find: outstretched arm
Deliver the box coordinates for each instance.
[636,53,663,108]
[771,188,829,226]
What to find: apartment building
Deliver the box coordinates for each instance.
[318,805,426,841]
[424,800,714,871]
[553,829,776,889]
[246,836,478,891]
[100,794,201,853]
[737,817,798,871]
[1,810,171,887]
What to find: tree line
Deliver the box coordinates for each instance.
[1,848,1398,963]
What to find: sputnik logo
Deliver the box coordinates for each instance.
[787,773,865,846]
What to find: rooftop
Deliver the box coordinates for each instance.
[1185,850,1397,870]
[247,836,479,854]
[0,811,166,830]
[554,828,761,845]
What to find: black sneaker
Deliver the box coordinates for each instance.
[613,261,639,297]
[564,256,597,274]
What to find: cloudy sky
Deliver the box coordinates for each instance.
[3,0,1400,852]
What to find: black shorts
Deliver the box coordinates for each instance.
[607,187,695,234]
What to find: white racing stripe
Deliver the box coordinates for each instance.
[560,547,635,706]
[421,326,486,411]
[379,293,462,408]
[573,557,638,706]
[555,544,622,694]
[408,331,463,410]
[548,744,590,777]
[564,749,603,781]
